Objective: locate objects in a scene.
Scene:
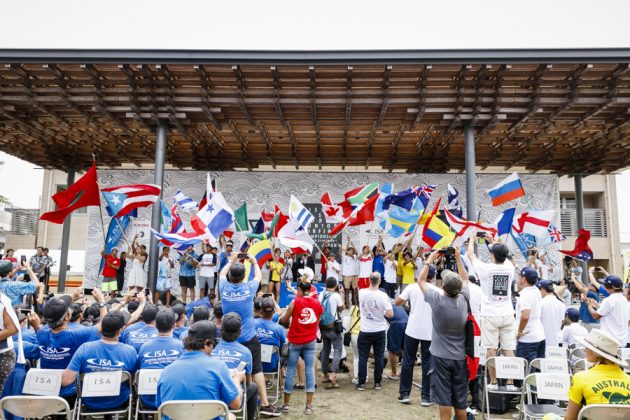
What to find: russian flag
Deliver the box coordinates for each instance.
[486,173,525,207]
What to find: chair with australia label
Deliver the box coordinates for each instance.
[261,344,281,405]
[75,370,133,420]
[134,369,164,419]
[482,356,529,420]
[157,400,230,420]
[577,403,630,420]
[517,372,570,420]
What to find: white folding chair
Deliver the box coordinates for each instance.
[482,356,529,420]
[262,345,281,405]
[572,358,593,374]
[75,370,133,420]
[618,348,630,374]
[135,369,163,419]
[529,358,570,375]
[158,400,230,420]
[229,375,247,420]
[577,403,630,419]
[544,346,568,360]
[0,395,72,420]
[518,373,569,420]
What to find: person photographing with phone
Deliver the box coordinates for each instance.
[0,260,43,307]
[178,245,199,304]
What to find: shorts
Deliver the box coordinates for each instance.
[101,277,117,292]
[179,275,196,289]
[343,275,358,289]
[358,277,370,289]
[241,336,263,375]
[480,315,516,351]
[157,276,172,292]
[396,275,402,286]
[260,275,270,286]
[429,356,469,409]
[198,276,215,291]
[387,323,406,353]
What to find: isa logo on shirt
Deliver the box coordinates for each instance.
[86,358,126,369]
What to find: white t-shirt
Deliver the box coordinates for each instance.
[0,302,13,354]
[342,255,358,276]
[326,260,341,281]
[468,282,483,322]
[515,286,545,343]
[399,283,442,341]
[472,258,515,317]
[384,259,397,284]
[319,290,343,319]
[358,255,373,278]
[198,253,216,277]
[537,259,550,280]
[541,295,566,346]
[359,288,392,333]
[561,322,588,347]
[597,292,629,345]
[414,258,425,279]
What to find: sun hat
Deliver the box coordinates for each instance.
[298,267,314,281]
[575,329,628,367]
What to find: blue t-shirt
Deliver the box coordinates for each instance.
[68,340,137,410]
[372,255,385,279]
[598,285,610,299]
[36,326,100,397]
[389,305,409,325]
[122,324,158,353]
[218,252,232,273]
[211,340,253,375]
[20,325,37,344]
[179,252,199,277]
[218,278,259,343]
[68,322,82,330]
[254,318,286,372]
[173,326,189,340]
[137,336,184,408]
[185,297,212,319]
[156,351,239,419]
[579,290,600,324]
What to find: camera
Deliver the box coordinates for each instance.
[439,247,455,256]
[476,232,486,238]
[237,253,249,260]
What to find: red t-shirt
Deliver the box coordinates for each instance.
[102,255,121,278]
[320,255,327,275]
[288,295,323,345]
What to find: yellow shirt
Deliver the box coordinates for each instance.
[396,253,404,276]
[401,261,415,285]
[349,305,361,335]
[269,261,283,282]
[568,363,630,406]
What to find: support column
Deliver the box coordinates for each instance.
[464,124,477,220]
[574,174,589,283]
[147,121,168,292]
[57,170,75,293]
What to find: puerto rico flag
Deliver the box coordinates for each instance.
[487,173,525,207]
[101,184,161,218]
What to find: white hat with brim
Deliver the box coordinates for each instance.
[298,267,314,281]
[575,329,628,368]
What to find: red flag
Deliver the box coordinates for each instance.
[40,162,101,224]
[560,228,594,262]
[329,194,378,236]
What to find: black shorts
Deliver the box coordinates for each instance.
[179,275,196,288]
[429,355,469,409]
[241,335,263,375]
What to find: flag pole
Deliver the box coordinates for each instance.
[97,202,107,245]
[114,217,131,247]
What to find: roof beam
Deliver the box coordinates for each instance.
[341,65,352,170]
[271,66,287,128]
[227,120,251,170]
[256,121,276,169]
[365,121,378,169]
[388,123,407,172]
[309,66,321,169]
[376,65,392,127]
[287,122,299,169]
[232,65,255,126]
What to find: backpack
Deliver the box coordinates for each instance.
[319,292,336,328]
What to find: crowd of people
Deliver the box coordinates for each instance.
[0,228,628,419]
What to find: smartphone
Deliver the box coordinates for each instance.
[476,232,486,238]
[237,253,248,260]
[20,255,26,264]
[236,361,247,373]
[262,293,273,299]
[144,288,151,296]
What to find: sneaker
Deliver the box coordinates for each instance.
[487,383,499,391]
[385,374,400,380]
[374,382,382,390]
[260,405,281,417]
[352,377,359,385]
[421,401,434,407]
[280,404,290,413]
[398,394,411,404]
[506,384,520,392]
[355,384,365,391]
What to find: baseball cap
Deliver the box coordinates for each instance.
[222,312,242,334]
[188,320,217,340]
[298,267,314,281]
[0,260,12,277]
[536,279,554,291]
[261,297,275,313]
[603,275,623,290]
[566,308,580,322]
[43,298,70,325]
[441,269,462,295]
[520,267,539,283]
[229,262,246,281]
[427,265,437,280]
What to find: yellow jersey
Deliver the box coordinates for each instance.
[269,261,283,282]
[401,261,416,285]
[568,363,630,406]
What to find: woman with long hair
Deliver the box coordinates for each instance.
[126,234,148,292]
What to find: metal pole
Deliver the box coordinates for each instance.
[57,170,75,293]
[147,121,168,292]
[464,124,477,220]
[574,174,589,283]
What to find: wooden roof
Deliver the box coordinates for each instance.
[0,62,629,173]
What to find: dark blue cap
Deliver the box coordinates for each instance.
[520,267,539,282]
[603,275,623,290]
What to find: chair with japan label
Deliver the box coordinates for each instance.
[261,345,281,405]
[75,370,133,420]
[529,358,570,375]
[0,396,72,420]
[572,358,592,374]
[577,403,630,420]
[544,346,568,360]
[517,372,569,420]
[157,400,230,420]
[482,356,529,420]
[134,369,164,419]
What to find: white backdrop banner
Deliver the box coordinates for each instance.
[84,171,560,289]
